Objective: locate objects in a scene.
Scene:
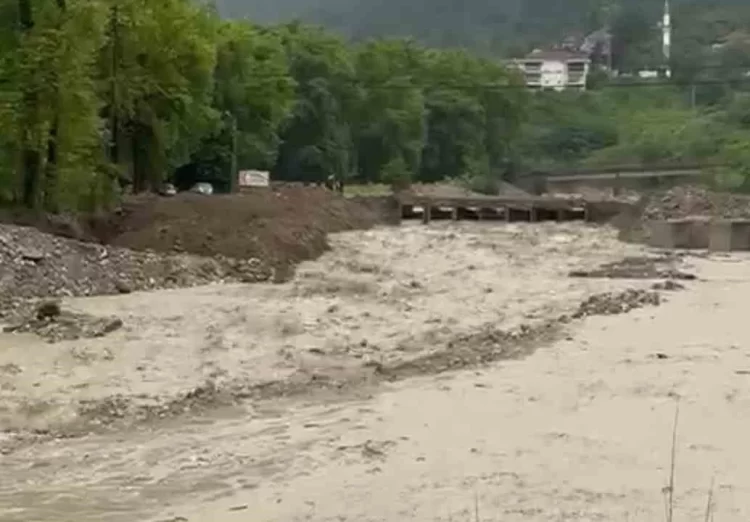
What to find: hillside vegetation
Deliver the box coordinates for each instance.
[216,0,741,54]
[1,0,750,215]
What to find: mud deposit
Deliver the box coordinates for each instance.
[568,255,696,280]
[7,222,748,522]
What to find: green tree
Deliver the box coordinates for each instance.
[519,91,617,168]
[610,5,659,73]
[272,23,358,185]
[0,0,110,211]
[353,39,425,184]
[184,21,295,191]
[102,0,218,193]
[418,48,525,185]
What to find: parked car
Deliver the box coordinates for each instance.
[190,182,214,195]
[158,183,177,197]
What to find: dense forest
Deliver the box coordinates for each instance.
[0,0,531,212]
[1,0,750,213]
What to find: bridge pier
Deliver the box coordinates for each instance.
[422,205,432,224]
[709,220,750,251]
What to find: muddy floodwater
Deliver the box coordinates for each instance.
[2,222,750,521]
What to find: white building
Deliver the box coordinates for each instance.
[661,0,671,78]
[517,50,591,91]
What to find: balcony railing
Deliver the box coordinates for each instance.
[567,73,586,84]
[525,74,542,84]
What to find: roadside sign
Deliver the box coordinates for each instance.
[238,170,270,187]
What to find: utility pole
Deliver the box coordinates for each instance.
[662,0,672,79]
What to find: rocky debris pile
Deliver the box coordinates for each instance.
[569,256,697,280]
[652,280,685,291]
[0,224,271,320]
[3,300,123,343]
[642,186,750,221]
[77,380,229,428]
[381,320,563,380]
[573,289,660,318]
[613,186,750,244]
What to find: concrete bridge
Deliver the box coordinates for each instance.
[529,163,720,195]
[396,193,632,224]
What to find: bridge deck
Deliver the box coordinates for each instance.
[398,194,584,210]
[396,193,605,223]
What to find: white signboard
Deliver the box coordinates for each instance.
[238,170,270,187]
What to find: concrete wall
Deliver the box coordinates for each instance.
[584,200,637,224]
[645,219,750,251]
[647,219,709,249]
[709,220,750,251]
[348,196,402,226]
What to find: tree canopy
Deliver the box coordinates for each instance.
[3,0,750,212]
[0,0,528,211]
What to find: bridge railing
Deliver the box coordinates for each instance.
[528,162,723,177]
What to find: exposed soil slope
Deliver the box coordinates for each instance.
[92,187,382,268]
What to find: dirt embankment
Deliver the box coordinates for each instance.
[2,186,387,267]
[88,187,384,268]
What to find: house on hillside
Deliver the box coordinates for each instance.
[516,49,591,91]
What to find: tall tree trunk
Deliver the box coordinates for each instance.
[43,120,59,211]
[18,0,42,209]
[131,120,147,193]
[42,0,67,213]
[21,145,41,209]
[109,4,120,165]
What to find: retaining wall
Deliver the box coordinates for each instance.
[348,195,402,226]
[584,200,638,224]
[647,218,750,251]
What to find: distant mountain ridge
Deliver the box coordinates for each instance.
[213,0,750,56]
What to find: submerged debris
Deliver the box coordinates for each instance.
[569,256,696,281]
[573,289,661,318]
[652,280,686,291]
[3,301,123,343]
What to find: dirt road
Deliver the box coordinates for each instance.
[2,222,748,521]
